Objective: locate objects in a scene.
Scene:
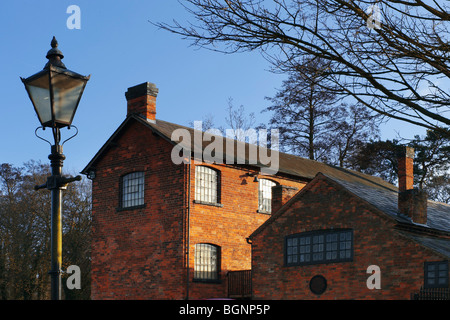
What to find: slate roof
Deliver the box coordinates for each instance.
[82,115,394,187]
[324,171,450,233]
[82,115,450,255]
[404,233,450,258]
[321,172,450,258]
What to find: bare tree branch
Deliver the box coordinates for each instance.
[153,0,450,134]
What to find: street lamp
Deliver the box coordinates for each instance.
[21,37,90,300]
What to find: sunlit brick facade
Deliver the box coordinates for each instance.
[82,82,305,299]
[83,82,450,300]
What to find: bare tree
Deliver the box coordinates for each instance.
[0,162,51,299]
[0,162,91,300]
[222,97,256,141]
[265,58,338,160]
[188,112,216,131]
[224,97,256,130]
[332,103,380,167]
[349,130,450,203]
[188,97,256,141]
[264,57,379,165]
[155,0,450,134]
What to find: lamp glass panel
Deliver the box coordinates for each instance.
[25,73,52,125]
[51,72,86,125]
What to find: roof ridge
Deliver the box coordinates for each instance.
[153,118,396,187]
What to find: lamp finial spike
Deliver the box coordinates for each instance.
[45,36,66,69]
[51,36,58,48]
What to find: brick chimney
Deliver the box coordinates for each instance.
[397,146,415,193]
[125,82,159,123]
[397,146,427,224]
[271,185,298,214]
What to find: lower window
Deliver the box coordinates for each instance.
[424,261,449,288]
[194,243,221,282]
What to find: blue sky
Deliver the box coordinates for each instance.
[0,1,424,174]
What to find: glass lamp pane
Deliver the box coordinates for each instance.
[51,72,86,126]
[24,72,52,125]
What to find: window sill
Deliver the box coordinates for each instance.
[257,209,271,215]
[284,258,353,267]
[193,278,221,284]
[193,200,223,208]
[116,204,146,212]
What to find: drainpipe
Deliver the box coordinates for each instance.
[246,237,253,299]
[185,159,191,300]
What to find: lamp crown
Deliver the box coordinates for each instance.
[45,36,66,69]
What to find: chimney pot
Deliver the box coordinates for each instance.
[125,82,159,122]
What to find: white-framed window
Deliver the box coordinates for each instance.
[121,171,145,208]
[258,178,276,213]
[195,166,219,204]
[194,243,220,282]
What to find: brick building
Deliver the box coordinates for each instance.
[249,148,450,299]
[82,82,449,300]
[81,82,307,299]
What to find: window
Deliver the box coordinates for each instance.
[285,229,353,266]
[424,261,448,288]
[121,172,145,209]
[194,243,220,282]
[258,178,276,213]
[195,166,219,204]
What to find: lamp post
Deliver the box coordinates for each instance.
[21,37,90,300]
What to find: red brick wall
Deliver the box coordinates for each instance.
[91,119,307,299]
[91,120,186,299]
[186,163,305,299]
[251,175,448,299]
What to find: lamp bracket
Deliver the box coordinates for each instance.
[35,126,52,146]
[34,125,79,146]
[62,125,78,146]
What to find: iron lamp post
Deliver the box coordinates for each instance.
[21,37,90,300]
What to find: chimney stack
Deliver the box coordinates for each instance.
[271,185,298,214]
[397,146,414,193]
[125,82,159,123]
[397,146,427,224]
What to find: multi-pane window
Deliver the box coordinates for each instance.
[285,229,353,266]
[195,166,219,204]
[258,179,276,213]
[194,243,220,282]
[121,172,145,208]
[424,261,448,288]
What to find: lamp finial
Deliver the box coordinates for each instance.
[44,36,66,69]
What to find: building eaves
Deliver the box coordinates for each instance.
[399,232,450,259]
